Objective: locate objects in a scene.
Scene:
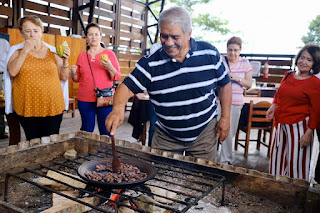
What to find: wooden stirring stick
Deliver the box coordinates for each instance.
[111,135,121,173]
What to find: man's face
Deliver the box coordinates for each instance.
[160,22,191,60]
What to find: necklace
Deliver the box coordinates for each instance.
[88,46,103,62]
[31,44,43,52]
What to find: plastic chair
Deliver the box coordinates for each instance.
[235,100,274,157]
[250,61,262,77]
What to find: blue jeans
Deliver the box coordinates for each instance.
[77,100,112,135]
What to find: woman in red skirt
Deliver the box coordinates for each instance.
[266,44,320,180]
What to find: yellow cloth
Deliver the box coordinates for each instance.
[13,49,65,117]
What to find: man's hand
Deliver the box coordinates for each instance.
[217,116,230,142]
[217,82,232,142]
[105,108,125,135]
[105,83,135,135]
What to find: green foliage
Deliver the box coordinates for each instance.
[169,0,211,13]
[193,14,230,35]
[302,15,320,45]
[170,0,229,34]
[142,0,231,45]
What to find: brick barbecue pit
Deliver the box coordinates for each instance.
[0,131,319,212]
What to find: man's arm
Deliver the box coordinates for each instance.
[217,82,232,142]
[105,83,134,135]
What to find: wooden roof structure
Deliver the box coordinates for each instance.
[0,0,165,98]
[0,0,165,52]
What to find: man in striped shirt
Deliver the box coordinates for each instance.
[106,6,232,161]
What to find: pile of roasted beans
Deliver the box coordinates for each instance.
[84,163,147,183]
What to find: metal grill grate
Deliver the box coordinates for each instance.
[4,145,225,213]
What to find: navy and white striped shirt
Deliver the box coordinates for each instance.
[123,38,230,142]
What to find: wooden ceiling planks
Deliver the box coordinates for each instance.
[1,0,150,84]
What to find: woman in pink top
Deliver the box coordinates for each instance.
[70,23,121,135]
[219,37,253,165]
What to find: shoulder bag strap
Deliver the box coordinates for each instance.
[86,51,97,90]
[283,71,293,82]
[225,56,231,71]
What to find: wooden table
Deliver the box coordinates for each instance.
[247,87,277,97]
[250,86,277,91]
[243,96,273,104]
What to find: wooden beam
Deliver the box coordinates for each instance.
[0,5,13,17]
[114,0,121,57]
[72,0,81,35]
[87,0,96,24]
[45,0,73,8]
[25,1,70,18]
[121,0,146,13]
[121,15,145,27]
[120,31,144,41]
[41,195,99,213]
[119,52,142,61]
[24,11,72,28]
[37,170,86,190]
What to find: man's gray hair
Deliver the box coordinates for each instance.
[159,6,192,35]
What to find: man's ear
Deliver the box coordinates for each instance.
[188,30,192,40]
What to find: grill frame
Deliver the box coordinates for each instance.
[3,143,226,213]
[0,132,316,212]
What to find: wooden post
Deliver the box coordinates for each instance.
[72,0,81,35]
[12,0,22,27]
[114,0,121,58]
[88,0,96,24]
[141,0,148,52]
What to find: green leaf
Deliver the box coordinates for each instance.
[302,15,320,45]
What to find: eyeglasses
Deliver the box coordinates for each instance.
[227,48,240,52]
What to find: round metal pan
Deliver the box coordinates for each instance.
[77,158,157,188]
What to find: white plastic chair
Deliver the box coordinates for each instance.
[250,61,262,77]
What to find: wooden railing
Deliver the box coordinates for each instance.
[221,53,296,84]
[0,0,147,82]
[0,28,87,100]
[241,53,295,84]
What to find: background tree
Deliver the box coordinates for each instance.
[302,15,320,45]
[170,0,230,36]
[170,0,230,38]
[144,0,230,45]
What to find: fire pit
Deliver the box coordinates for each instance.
[0,131,319,212]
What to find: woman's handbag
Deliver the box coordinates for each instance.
[96,87,114,107]
[86,51,113,107]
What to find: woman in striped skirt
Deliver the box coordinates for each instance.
[266,44,320,180]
